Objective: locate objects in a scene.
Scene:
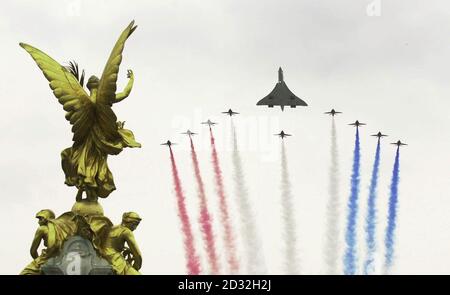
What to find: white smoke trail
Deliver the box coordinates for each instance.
[280,141,300,274]
[231,121,267,274]
[324,118,341,274]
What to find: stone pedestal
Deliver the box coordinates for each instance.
[41,236,113,275]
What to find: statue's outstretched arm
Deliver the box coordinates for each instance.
[124,230,142,270]
[30,226,46,259]
[115,70,134,103]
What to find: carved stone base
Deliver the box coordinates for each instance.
[41,236,113,275]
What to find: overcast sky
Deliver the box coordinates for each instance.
[1,0,450,274]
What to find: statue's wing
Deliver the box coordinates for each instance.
[20,43,94,144]
[97,20,137,106]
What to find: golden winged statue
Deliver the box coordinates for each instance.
[20,21,141,202]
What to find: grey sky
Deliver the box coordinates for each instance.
[1,0,450,274]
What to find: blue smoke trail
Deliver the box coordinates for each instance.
[363,139,381,275]
[384,147,401,273]
[344,128,361,275]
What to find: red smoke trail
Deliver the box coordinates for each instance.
[209,127,240,274]
[189,137,220,274]
[169,147,201,275]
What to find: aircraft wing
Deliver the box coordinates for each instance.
[257,82,308,107]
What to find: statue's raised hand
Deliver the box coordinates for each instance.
[127,69,133,79]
